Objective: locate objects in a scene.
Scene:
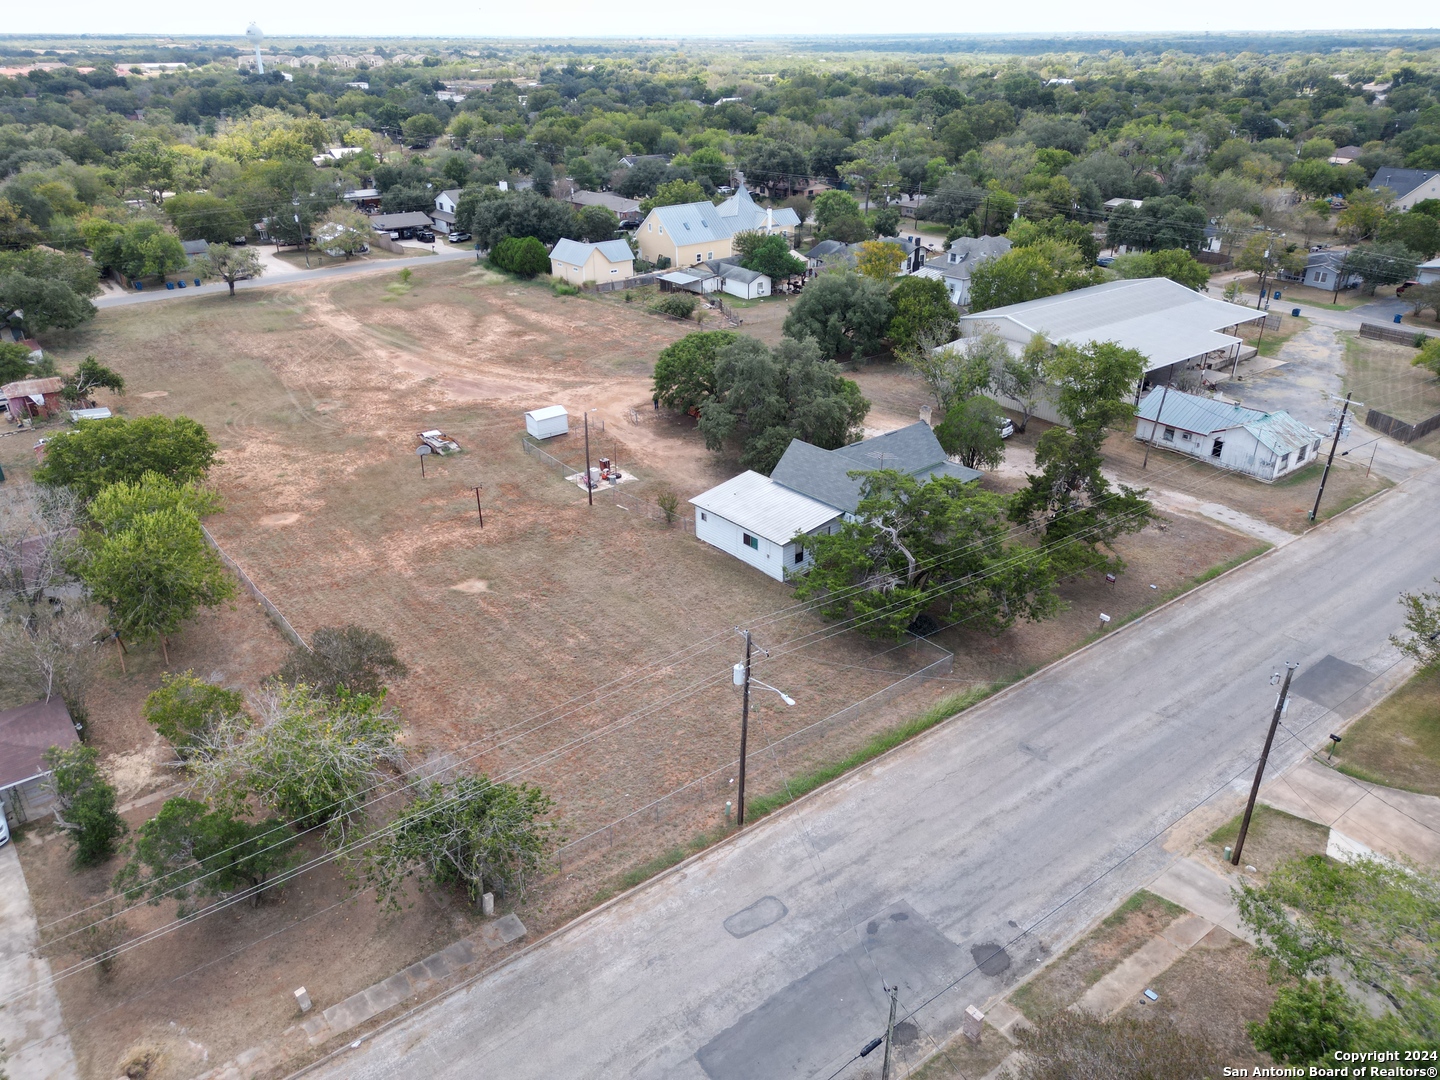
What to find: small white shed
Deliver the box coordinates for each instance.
[525,405,569,440]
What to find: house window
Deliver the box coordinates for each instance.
[648,223,653,232]
[1312,439,1321,453]
[1317,271,1328,283]
[700,512,707,522]
[1163,427,1175,442]
[610,268,618,274]
[707,251,713,260]
[743,533,759,550]
[1279,453,1291,471]
[1297,444,1307,462]
[1212,437,1224,458]
[695,253,703,262]
[794,549,805,565]
[1181,431,1192,441]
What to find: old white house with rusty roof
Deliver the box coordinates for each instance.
[1135,389,1323,481]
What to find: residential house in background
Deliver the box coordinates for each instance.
[1328,145,1363,165]
[2,377,65,419]
[341,188,382,212]
[369,212,434,240]
[1417,257,1440,285]
[711,263,770,299]
[1134,389,1323,482]
[914,235,1012,307]
[1104,197,1144,212]
[549,239,635,285]
[637,185,800,267]
[690,422,982,581]
[180,239,210,262]
[896,194,928,218]
[432,188,462,234]
[1280,250,1363,291]
[0,698,80,826]
[566,190,644,228]
[1368,168,1440,211]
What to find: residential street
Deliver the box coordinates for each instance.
[300,462,1440,1080]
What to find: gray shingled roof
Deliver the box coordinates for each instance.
[1369,167,1437,198]
[770,422,981,514]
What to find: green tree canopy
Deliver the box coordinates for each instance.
[782,272,894,359]
[887,276,959,356]
[0,247,100,335]
[935,395,1008,470]
[1248,977,1364,1065]
[574,204,619,243]
[640,178,707,212]
[1109,248,1210,290]
[44,744,125,866]
[795,471,1056,639]
[968,240,1100,312]
[1342,242,1421,295]
[60,356,125,403]
[164,193,251,244]
[736,233,805,280]
[490,236,551,277]
[35,415,219,501]
[458,190,576,250]
[361,775,557,908]
[651,330,737,412]
[143,671,246,755]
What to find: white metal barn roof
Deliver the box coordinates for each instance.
[689,471,840,545]
[955,278,1266,372]
[525,405,568,422]
[1137,389,1320,456]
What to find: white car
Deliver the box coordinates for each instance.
[0,810,10,848]
[998,417,1015,439]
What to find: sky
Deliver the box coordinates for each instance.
[5,1,1434,41]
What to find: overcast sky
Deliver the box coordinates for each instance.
[6,2,1429,41]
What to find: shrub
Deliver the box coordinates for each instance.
[143,671,246,756]
[553,280,580,296]
[278,624,409,698]
[656,490,680,525]
[490,236,551,278]
[650,295,697,319]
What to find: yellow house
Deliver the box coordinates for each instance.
[548,238,635,285]
[636,185,801,267]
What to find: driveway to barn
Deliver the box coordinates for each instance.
[299,448,1439,1079]
[0,843,78,1080]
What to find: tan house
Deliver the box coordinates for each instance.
[549,239,635,285]
[1368,168,1440,211]
[636,185,800,267]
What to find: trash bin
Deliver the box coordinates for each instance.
[134,281,143,290]
[165,281,175,290]
[1395,314,1404,324]
[177,279,186,288]
[1273,290,1281,299]
[1291,307,1301,317]
[194,278,201,287]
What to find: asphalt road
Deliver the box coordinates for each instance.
[303,468,1440,1080]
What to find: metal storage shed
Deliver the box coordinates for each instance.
[525,405,569,439]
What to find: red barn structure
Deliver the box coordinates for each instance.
[3,377,65,420]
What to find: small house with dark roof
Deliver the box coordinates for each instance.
[0,698,79,825]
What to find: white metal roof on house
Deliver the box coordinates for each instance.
[689,470,840,545]
[525,405,567,422]
[1137,389,1320,456]
[955,278,1265,372]
[550,238,634,265]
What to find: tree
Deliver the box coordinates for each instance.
[196,245,264,297]
[1105,196,1206,251]
[574,204,619,243]
[1234,235,1307,305]
[651,330,736,412]
[163,193,250,245]
[0,482,82,618]
[361,775,557,909]
[887,276,959,356]
[994,334,1048,433]
[1378,211,1440,259]
[44,744,125,866]
[459,191,576,250]
[935,395,1007,470]
[1013,1011,1219,1080]
[795,471,1056,639]
[60,357,125,404]
[737,233,804,280]
[923,173,985,226]
[1248,978,1364,1065]
[1236,855,1440,1049]
[870,205,901,238]
[143,671,246,757]
[0,248,100,335]
[113,798,297,915]
[35,415,219,502]
[698,335,870,473]
[120,136,179,205]
[190,683,404,843]
[782,272,894,359]
[639,179,706,212]
[277,624,409,698]
[813,190,862,233]
[969,242,1099,312]
[489,236,551,278]
[1010,341,1154,577]
[1404,283,1440,322]
[1336,188,1390,241]
[1390,577,1440,666]
[315,206,372,260]
[902,331,1006,416]
[88,219,187,282]
[1342,242,1420,295]
[0,607,104,726]
[853,240,903,281]
[1110,248,1210,291]
[400,113,443,145]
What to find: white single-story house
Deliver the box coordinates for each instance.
[951,278,1268,422]
[1,698,79,826]
[1417,257,1440,286]
[1135,389,1323,482]
[714,264,770,299]
[1104,198,1144,212]
[691,471,842,582]
[690,423,983,581]
[913,235,1012,307]
[525,405,569,439]
[1368,168,1440,212]
[549,238,635,285]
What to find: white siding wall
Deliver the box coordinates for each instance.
[1134,421,1318,481]
[695,510,788,580]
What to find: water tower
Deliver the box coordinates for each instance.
[246,23,264,75]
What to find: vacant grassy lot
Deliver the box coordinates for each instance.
[1343,331,1440,424]
[1207,805,1331,877]
[1331,667,1440,796]
[16,261,1268,1076]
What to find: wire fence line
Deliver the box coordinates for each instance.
[553,635,953,873]
[200,524,310,652]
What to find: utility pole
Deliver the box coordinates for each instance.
[1142,370,1174,470]
[1232,664,1297,867]
[736,630,752,827]
[583,412,593,507]
[880,984,899,1080]
[1309,392,1352,522]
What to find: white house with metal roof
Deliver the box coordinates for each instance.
[1134,389,1323,481]
[690,471,842,581]
[549,238,635,285]
[637,185,800,267]
[689,423,983,581]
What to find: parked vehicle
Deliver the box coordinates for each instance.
[232,235,248,246]
[0,809,10,847]
[998,417,1015,439]
[416,229,436,243]
[448,231,472,243]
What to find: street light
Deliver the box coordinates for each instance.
[732,629,795,828]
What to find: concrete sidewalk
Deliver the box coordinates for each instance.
[1261,758,1440,866]
[0,844,78,1080]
